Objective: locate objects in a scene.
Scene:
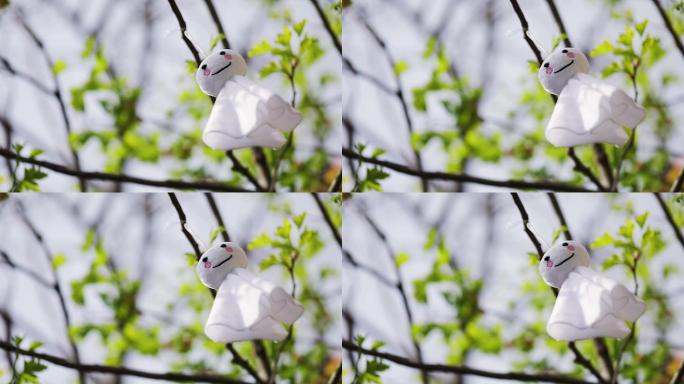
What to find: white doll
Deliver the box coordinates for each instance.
[196,242,304,343]
[538,241,645,341]
[195,49,302,151]
[538,48,644,147]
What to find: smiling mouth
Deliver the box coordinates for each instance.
[212,254,233,268]
[554,253,575,267]
[211,62,232,76]
[554,60,574,74]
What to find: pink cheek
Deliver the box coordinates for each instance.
[545,66,553,75]
[204,261,212,269]
[224,54,232,61]
[203,68,211,76]
[226,247,233,252]
[567,52,576,59]
[567,245,575,251]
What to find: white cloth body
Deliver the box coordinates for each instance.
[547,266,645,341]
[202,76,302,151]
[546,73,644,147]
[205,268,304,343]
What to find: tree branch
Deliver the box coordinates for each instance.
[16,204,85,384]
[654,193,684,250]
[311,193,341,248]
[360,210,428,383]
[343,340,597,384]
[308,0,341,56]
[0,340,251,384]
[167,193,202,258]
[650,0,684,61]
[0,148,250,192]
[204,192,230,242]
[345,148,591,192]
[361,18,428,191]
[510,193,607,383]
[672,167,684,192]
[17,19,87,191]
[202,0,230,49]
[546,194,614,378]
[508,0,607,191]
[166,0,265,191]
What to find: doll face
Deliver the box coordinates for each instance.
[195,49,247,97]
[196,242,249,289]
[538,48,590,95]
[538,241,591,288]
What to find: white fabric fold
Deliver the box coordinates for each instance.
[203,76,302,150]
[205,268,304,343]
[547,266,645,341]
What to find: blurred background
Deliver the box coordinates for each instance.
[0,0,342,192]
[343,0,684,192]
[343,193,684,383]
[0,192,342,383]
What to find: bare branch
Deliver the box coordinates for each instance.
[650,0,684,62]
[0,339,251,384]
[311,193,341,248]
[654,193,684,250]
[343,340,597,384]
[345,148,592,192]
[0,148,250,192]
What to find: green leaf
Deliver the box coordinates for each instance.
[395,252,409,267]
[591,232,615,248]
[248,40,273,57]
[248,233,272,249]
[635,20,648,36]
[635,212,649,228]
[293,20,307,36]
[293,212,307,229]
[393,60,409,76]
[52,60,67,75]
[52,253,67,270]
[590,40,614,56]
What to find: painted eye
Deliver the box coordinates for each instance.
[202,257,208,262]
[543,62,549,68]
[562,242,568,247]
[220,244,227,248]
[201,64,207,69]
[219,51,225,55]
[562,49,568,53]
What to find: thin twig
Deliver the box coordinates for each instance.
[307,0,341,56]
[167,193,202,258]
[360,210,429,383]
[650,0,684,61]
[311,193,341,248]
[654,193,684,249]
[18,19,87,192]
[361,18,428,191]
[16,204,86,384]
[672,168,684,192]
[202,0,230,49]
[204,193,230,242]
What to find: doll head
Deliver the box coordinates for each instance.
[538,241,591,288]
[195,49,247,97]
[538,47,590,95]
[196,242,249,289]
